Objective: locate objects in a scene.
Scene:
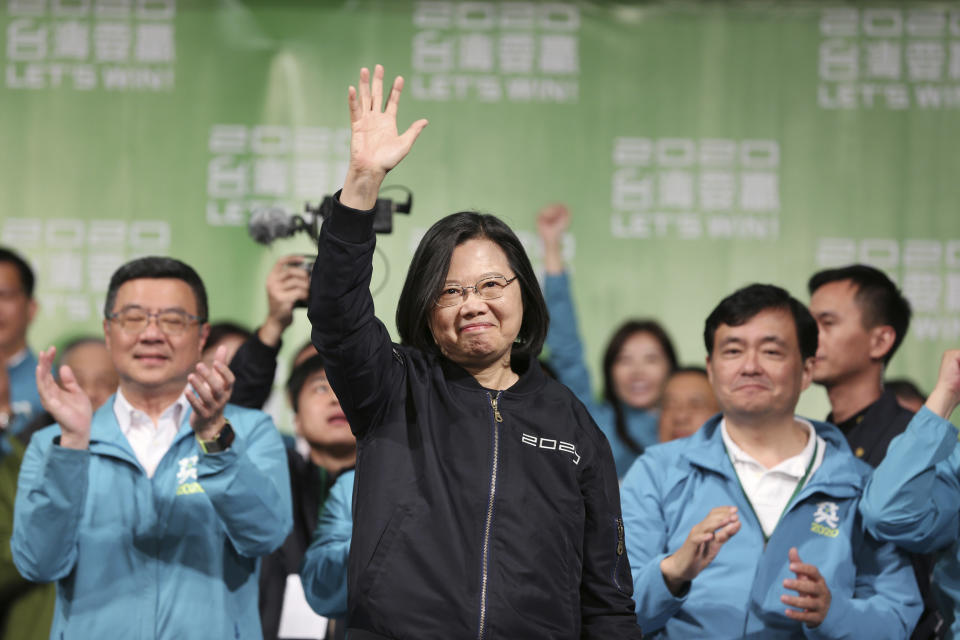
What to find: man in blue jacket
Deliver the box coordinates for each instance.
[12,256,292,640]
[861,351,960,638]
[621,283,921,638]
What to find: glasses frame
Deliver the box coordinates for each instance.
[434,275,518,308]
[106,305,206,336]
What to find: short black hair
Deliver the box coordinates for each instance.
[808,264,911,365]
[0,246,35,297]
[885,378,926,404]
[671,365,708,377]
[103,256,208,320]
[396,211,548,359]
[286,354,327,413]
[704,284,818,360]
[205,322,251,351]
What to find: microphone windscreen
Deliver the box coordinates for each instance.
[248,207,294,244]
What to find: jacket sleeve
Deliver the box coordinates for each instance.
[578,426,644,639]
[860,407,960,552]
[308,194,402,441]
[805,524,922,640]
[620,452,687,633]
[543,272,595,407]
[228,332,281,410]
[11,429,90,582]
[196,409,292,558]
[301,469,353,618]
[1,435,35,598]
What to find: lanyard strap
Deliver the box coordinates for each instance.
[725,439,819,544]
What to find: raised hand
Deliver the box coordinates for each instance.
[35,346,92,449]
[536,203,571,274]
[341,64,429,210]
[258,255,311,347]
[187,345,235,440]
[660,506,740,595]
[781,547,831,627]
[925,349,960,420]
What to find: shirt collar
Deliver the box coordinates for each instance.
[720,417,818,477]
[5,347,28,369]
[113,386,190,435]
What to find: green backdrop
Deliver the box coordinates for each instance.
[3,0,959,428]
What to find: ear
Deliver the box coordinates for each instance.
[799,356,815,391]
[705,354,715,385]
[868,325,896,363]
[197,322,211,355]
[292,410,303,438]
[26,297,37,324]
[102,318,112,352]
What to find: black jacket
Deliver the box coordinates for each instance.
[830,388,914,468]
[308,196,642,640]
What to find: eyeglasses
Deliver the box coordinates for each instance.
[435,275,518,308]
[107,306,205,336]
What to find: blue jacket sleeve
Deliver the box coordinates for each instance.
[543,272,595,407]
[301,469,354,618]
[12,429,89,582]
[860,407,960,553]
[308,195,402,441]
[805,524,922,640]
[619,453,687,632]
[196,409,292,558]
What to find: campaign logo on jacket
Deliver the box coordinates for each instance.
[176,454,204,495]
[811,501,840,538]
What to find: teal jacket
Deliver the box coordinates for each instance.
[543,272,659,477]
[12,396,292,640]
[861,407,960,638]
[621,415,921,638]
[301,468,353,618]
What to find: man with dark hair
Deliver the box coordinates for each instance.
[12,255,292,639]
[807,264,913,465]
[0,247,42,439]
[809,266,944,637]
[259,354,354,640]
[621,283,921,638]
[657,366,718,443]
[0,247,49,640]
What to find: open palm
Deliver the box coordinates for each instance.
[35,346,92,447]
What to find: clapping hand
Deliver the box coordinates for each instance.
[35,346,92,449]
[187,345,234,440]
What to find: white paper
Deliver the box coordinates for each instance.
[277,573,329,640]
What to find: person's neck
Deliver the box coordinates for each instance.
[0,338,27,365]
[724,413,809,469]
[825,368,883,424]
[308,445,356,476]
[464,355,519,391]
[119,380,186,422]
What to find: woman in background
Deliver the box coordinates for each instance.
[537,204,677,477]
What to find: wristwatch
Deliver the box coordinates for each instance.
[198,421,235,454]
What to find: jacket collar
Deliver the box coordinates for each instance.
[683,413,864,495]
[438,351,546,396]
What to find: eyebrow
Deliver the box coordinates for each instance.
[443,272,509,284]
[116,304,190,314]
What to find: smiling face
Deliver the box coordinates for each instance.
[428,238,523,372]
[707,308,813,424]
[103,278,208,398]
[294,369,356,451]
[658,371,719,442]
[611,331,672,409]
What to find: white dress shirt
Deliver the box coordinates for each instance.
[113,388,191,478]
[720,417,826,539]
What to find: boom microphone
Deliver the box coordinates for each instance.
[248,207,305,244]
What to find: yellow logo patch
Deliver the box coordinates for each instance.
[176,482,205,495]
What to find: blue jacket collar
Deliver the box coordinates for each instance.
[682,413,865,496]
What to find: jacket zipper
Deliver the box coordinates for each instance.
[478,391,503,640]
